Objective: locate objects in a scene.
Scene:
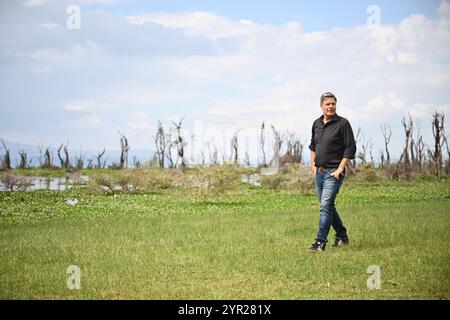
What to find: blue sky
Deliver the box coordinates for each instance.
[1,0,449,165]
[96,0,440,29]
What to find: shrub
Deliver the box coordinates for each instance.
[260,164,315,194]
[186,165,242,201]
[354,163,381,182]
[148,169,184,190]
[260,173,286,190]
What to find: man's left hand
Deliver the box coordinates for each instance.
[330,168,344,180]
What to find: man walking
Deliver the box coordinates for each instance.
[308,92,356,252]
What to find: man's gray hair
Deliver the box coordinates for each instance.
[320,92,337,106]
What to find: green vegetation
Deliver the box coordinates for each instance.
[0,167,449,299]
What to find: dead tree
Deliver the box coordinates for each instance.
[369,138,374,164]
[154,121,166,169]
[260,122,267,167]
[391,152,405,180]
[379,148,385,167]
[294,140,304,164]
[380,124,392,166]
[207,142,218,165]
[230,129,240,165]
[431,112,445,177]
[172,118,187,169]
[244,152,250,167]
[18,149,30,169]
[271,125,282,168]
[200,152,205,166]
[166,128,176,168]
[412,121,425,173]
[0,139,11,170]
[443,135,450,174]
[286,131,295,155]
[57,143,70,169]
[286,131,304,164]
[352,128,362,169]
[119,132,130,169]
[43,147,52,169]
[74,147,85,170]
[415,135,425,173]
[400,114,414,180]
[96,149,106,168]
[401,114,413,166]
[357,130,369,165]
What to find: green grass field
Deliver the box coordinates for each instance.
[1,174,449,299]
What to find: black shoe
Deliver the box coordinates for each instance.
[309,240,327,252]
[332,237,349,248]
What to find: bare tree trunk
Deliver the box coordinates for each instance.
[96,149,106,168]
[416,135,425,173]
[119,132,130,169]
[244,152,250,167]
[369,138,374,164]
[74,146,85,170]
[57,143,70,169]
[401,114,413,166]
[352,127,362,169]
[380,124,392,166]
[43,147,52,169]
[357,129,368,165]
[230,129,240,165]
[391,152,405,180]
[401,114,413,180]
[443,136,450,175]
[166,129,176,168]
[271,125,282,169]
[431,112,445,177]
[260,122,266,167]
[172,117,187,169]
[154,121,166,169]
[18,150,29,169]
[0,139,11,170]
[293,140,304,164]
[207,142,218,165]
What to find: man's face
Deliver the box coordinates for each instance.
[321,97,337,118]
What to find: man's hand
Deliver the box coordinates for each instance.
[311,165,316,174]
[330,167,344,180]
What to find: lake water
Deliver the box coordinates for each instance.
[0,176,90,192]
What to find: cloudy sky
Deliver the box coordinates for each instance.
[1,0,449,164]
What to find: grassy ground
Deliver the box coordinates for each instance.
[0,174,449,299]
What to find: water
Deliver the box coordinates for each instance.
[0,176,90,192]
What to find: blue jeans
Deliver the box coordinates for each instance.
[315,169,347,243]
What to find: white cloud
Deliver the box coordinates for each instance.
[23,0,49,7]
[438,0,450,18]
[82,115,101,126]
[363,92,405,116]
[160,54,257,80]
[128,112,151,129]
[126,11,262,39]
[63,83,192,112]
[24,0,117,7]
[64,104,85,112]
[40,23,58,29]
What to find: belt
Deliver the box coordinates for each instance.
[317,167,338,173]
